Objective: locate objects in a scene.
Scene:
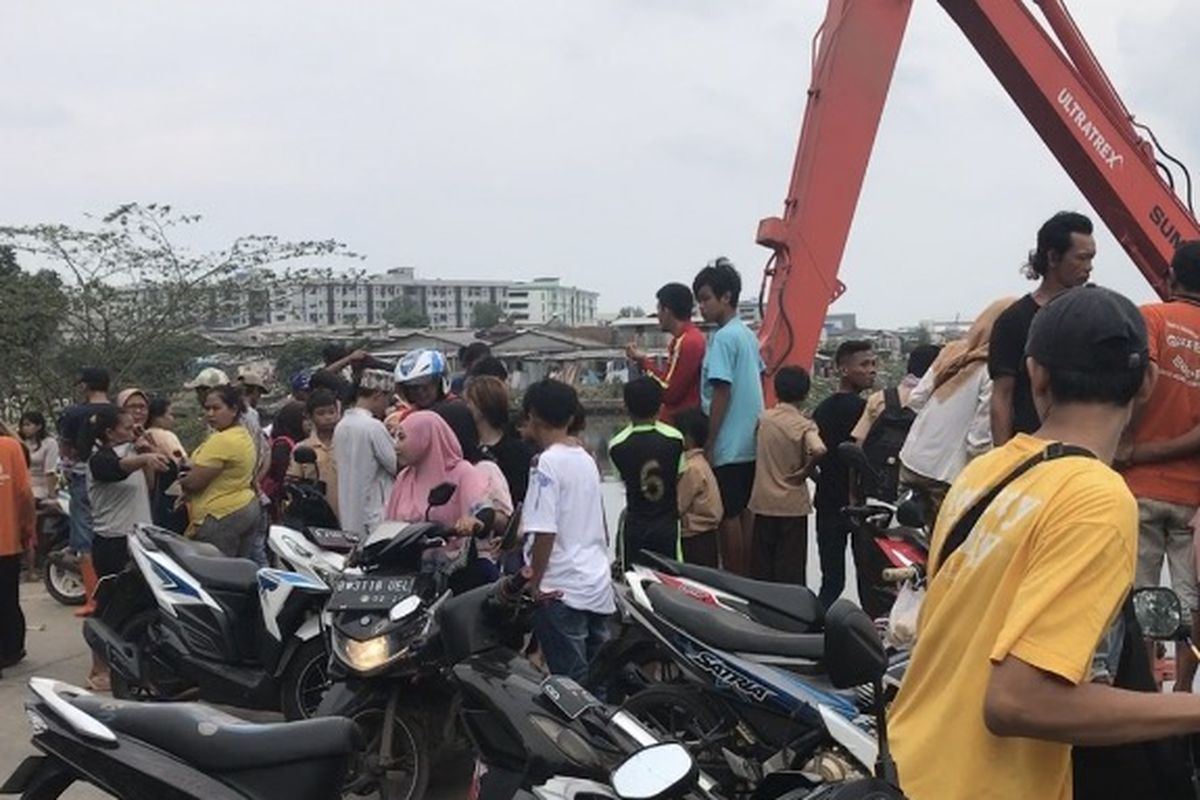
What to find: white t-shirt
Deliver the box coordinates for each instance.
[333,407,399,535]
[899,364,993,485]
[522,443,615,614]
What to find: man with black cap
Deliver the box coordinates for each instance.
[886,286,1200,800]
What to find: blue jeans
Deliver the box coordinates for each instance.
[67,469,94,554]
[532,600,611,684]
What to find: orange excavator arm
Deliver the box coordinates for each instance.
[758,0,1200,389]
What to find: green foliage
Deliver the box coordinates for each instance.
[471,302,505,329]
[0,203,355,414]
[274,338,328,384]
[618,305,646,318]
[384,298,429,328]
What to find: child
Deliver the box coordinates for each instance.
[521,379,615,682]
[608,377,685,567]
[673,408,723,568]
[287,388,342,519]
[748,366,826,586]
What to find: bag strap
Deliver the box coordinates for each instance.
[936,442,1096,568]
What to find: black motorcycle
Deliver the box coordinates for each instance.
[0,676,358,800]
[317,482,495,800]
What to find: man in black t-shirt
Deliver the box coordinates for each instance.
[812,341,876,608]
[609,377,685,568]
[989,211,1096,445]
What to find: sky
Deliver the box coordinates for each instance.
[2,1,1196,328]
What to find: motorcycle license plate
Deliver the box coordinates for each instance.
[327,576,415,611]
[541,676,601,719]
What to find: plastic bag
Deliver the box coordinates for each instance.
[886,580,925,649]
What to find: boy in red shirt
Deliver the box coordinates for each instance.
[626,283,706,424]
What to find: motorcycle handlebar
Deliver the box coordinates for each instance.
[882,566,919,583]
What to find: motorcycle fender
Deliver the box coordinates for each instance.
[816,704,877,771]
[315,679,388,718]
[273,615,323,678]
[0,755,58,794]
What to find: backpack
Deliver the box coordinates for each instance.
[861,387,915,502]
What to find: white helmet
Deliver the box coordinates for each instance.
[394,349,449,391]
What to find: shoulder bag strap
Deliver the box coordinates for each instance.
[884,386,901,414]
[936,442,1095,569]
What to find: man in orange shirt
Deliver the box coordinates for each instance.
[0,427,36,672]
[626,283,706,424]
[1119,240,1200,692]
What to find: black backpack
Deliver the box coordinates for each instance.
[861,387,916,502]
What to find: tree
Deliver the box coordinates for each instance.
[0,247,69,409]
[0,203,356,410]
[471,302,505,329]
[384,298,429,328]
[618,305,646,318]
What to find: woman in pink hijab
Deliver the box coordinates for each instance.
[385,410,492,532]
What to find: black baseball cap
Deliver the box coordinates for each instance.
[1026,285,1148,372]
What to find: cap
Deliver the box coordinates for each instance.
[358,368,393,393]
[184,367,230,389]
[290,369,314,393]
[236,366,269,390]
[1026,285,1149,372]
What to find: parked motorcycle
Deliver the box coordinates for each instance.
[82,523,332,720]
[35,493,85,607]
[595,563,903,796]
[0,676,359,800]
[837,442,931,620]
[317,482,496,800]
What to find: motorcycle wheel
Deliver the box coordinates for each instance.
[343,705,429,800]
[43,551,84,607]
[280,638,331,721]
[109,610,192,701]
[621,685,737,790]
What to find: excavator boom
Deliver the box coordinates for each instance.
[758,0,1200,388]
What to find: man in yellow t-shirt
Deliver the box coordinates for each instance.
[888,286,1200,800]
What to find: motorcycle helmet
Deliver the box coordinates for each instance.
[394,349,449,393]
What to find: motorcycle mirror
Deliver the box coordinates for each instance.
[610,743,696,800]
[837,441,882,495]
[1133,587,1187,640]
[427,482,457,508]
[293,446,318,466]
[895,498,927,529]
[823,599,888,690]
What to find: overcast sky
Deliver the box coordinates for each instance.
[2,1,1195,327]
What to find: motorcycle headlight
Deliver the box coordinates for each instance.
[335,629,409,673]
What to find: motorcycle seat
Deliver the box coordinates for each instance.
[149,531,259,593]
[67,694,359,772]
[645,583,825,660]
[639,553,824,631]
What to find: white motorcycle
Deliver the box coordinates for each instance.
[83,523,332,720]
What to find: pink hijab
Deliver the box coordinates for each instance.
[385,410,490,526]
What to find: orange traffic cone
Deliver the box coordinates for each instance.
[74,555,98,618]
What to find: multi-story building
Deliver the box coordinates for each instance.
[205,268,598,330]
[506,277,599,327]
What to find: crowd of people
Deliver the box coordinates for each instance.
[5,210,1200,797]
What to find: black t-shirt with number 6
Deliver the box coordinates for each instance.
[609,421,686,565]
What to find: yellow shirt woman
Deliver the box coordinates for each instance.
[187,424,256,531]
